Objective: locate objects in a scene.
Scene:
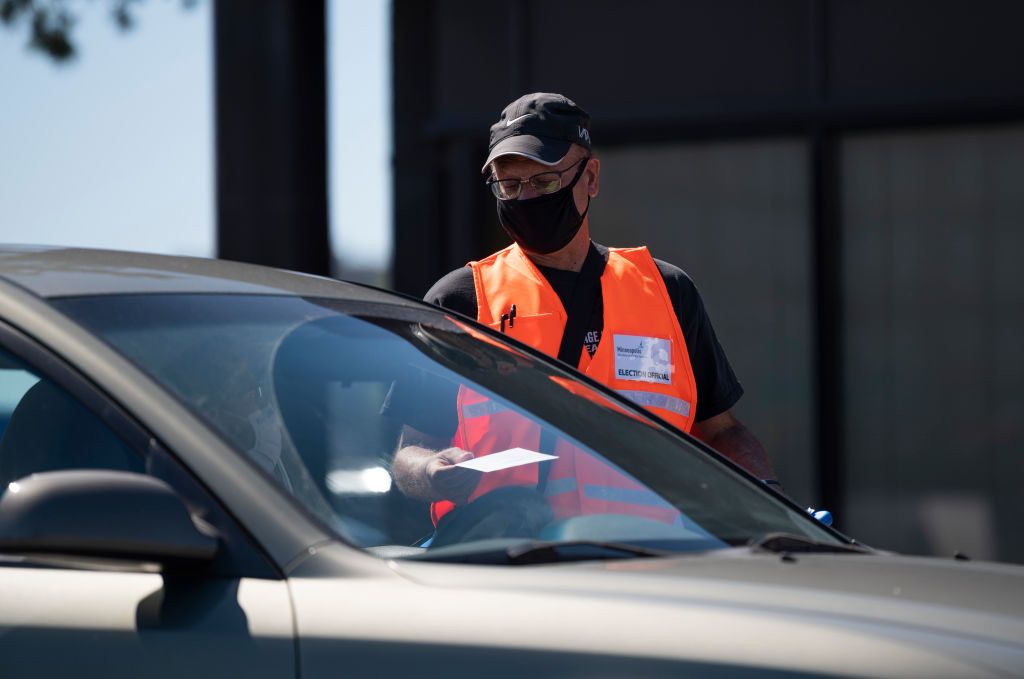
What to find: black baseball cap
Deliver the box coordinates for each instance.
[482,92,592,172]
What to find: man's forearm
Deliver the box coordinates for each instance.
[703,424,776,481]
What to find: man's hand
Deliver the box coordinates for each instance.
[424,448,483,504]
[392,426,483,503]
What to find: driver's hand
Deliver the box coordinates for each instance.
[426,448,482,504]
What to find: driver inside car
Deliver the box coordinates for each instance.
[388,359,685,547]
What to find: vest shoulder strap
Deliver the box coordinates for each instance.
[606,245,656,271]
[467,245,518,326]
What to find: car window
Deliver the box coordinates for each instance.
[0,366,39,439]
[0,342,278,578]
[0,348,144,489]
[56,294,840,560]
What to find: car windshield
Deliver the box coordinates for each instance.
[55,293,839,560]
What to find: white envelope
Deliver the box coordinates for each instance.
[455,447,558,473]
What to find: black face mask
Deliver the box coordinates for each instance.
[496,159,590,255]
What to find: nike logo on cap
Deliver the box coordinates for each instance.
[505,113,533,127]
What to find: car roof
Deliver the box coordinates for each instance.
[0,245,418,306]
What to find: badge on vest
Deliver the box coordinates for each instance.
[613,334,672,385]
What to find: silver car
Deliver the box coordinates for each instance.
[0,246,1021,678]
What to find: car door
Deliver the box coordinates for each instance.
[0,327,295,678]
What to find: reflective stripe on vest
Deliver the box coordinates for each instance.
[542,476,577,497]
[543,477,678,512]
[616,390,691,418]
[462,390,691,421]
[461,399,509,419]
[583,484,676,510]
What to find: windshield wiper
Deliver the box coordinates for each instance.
[407,539,675,565]
[504,540,673,565]
[748,533,870,555]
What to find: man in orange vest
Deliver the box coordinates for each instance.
[392,92,777,523]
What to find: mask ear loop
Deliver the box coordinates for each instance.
[566,156,592,225]
[564,155,592,192]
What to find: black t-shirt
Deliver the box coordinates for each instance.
[396,243,743,437]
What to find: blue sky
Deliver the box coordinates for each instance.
[0,0,391,270]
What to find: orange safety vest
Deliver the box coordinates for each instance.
[430,243,697,526]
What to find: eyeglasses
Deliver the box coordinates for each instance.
[485,156,590,200]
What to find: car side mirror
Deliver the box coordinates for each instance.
[0,470,218,568]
